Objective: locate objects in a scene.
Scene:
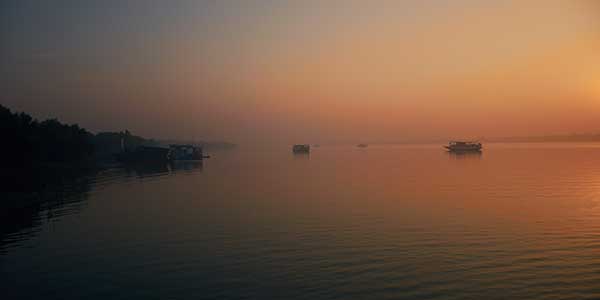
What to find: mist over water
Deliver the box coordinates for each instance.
[3,143,600,299]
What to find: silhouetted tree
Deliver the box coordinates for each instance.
[0,105,94,166]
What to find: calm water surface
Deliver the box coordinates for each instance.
[3,143,600,299]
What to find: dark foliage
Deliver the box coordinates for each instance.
[0,105,95,166]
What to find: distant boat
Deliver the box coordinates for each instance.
[292,144,310,153]
[445,141,482,152]
[357,144,368,148]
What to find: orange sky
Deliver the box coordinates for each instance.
[2,0,599,143]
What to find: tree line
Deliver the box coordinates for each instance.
[0,104,156,167]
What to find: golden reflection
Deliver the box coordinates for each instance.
[590,77,600,100]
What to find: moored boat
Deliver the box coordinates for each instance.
[169,144,203,161]
[292,144,310,153]
[444,141,482,152]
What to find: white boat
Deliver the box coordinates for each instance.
[444,141,482,152]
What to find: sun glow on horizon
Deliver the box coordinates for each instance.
[2,0,600,143]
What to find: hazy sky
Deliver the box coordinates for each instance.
[2,0,599,144]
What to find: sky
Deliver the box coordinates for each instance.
[1,0,600,144]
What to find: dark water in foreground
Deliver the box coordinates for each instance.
[3,143,600,299]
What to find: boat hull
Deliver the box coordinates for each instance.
[444,145,482,152]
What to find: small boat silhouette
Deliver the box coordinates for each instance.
[444,141,482,152]
[292,144,310,153]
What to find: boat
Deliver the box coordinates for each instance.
[357,144,368,148]
[116,144,206,164]
[444,141,482,152]
[169,144,204,161]
[292,144,310,153]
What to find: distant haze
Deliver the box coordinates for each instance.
[2,0,600,144]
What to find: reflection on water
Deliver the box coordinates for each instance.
[4,144,600,299]
[0,161,202,254]
[447,150,482,160]
[124,160,203,178]
[292,152,310,159]
[0,167,96,254]
[171,160,204,173]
